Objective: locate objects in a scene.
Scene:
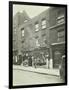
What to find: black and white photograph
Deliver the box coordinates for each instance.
[9,1,67,89]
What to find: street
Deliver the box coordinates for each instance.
[13,69,64,86]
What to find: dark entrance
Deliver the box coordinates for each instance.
[53,50,62,68]
[52,42,65,68]
[28,56,32,66]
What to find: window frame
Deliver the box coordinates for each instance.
[41,19,47,29]
[57,14,65,24]
[57,30,65,41]
[21,28,24,37]
[36,39,40,47]
[35,22,39,31]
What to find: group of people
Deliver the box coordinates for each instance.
[22,54,32,66]
[21,53,50,68]
[13,52,50,68]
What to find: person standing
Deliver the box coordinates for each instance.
[32,56,34,67]
[34,58,37,68]
[28,56,32,66]
[46,55,49,68]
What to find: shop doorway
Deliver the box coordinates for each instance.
[53,50,61,68]
[52,43,65,69]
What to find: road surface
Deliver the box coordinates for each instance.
[13,69,64,86]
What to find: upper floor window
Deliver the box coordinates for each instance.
[24,19,28,23]
[57,15,64,24]
[35,22,39,31]
[36,39,40,47]
[21,28,24,37]
[57,10,65,24]
[57,30,65,41]
[41,19,46,29]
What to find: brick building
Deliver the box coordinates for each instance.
[49,7,66,68]
[13,11,31,63]
[13,7,66,68]
[16,9,50,67]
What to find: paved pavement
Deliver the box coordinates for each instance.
[13,65,60,76]
[13,69,63,86]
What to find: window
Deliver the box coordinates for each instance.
[44,39,47,44]
[57,15,64,20]
[57,12,64,24]
[36,39,40,47]
[35,22,39,31]
[58,30,64,37]
[21,28,24,37]
[24,19,28,23]
[41,19,46,29]
[57,30,65,41]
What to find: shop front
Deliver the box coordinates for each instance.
[51,42,65,68]
[21,51,33,66]
[21,47,50,68]
[32,47,50,68]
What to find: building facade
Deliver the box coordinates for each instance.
[49,7,65,68]
[13,7,66,69]
[13,11,31,64]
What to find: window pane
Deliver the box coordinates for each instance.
[42,20,46,25]
[21,28,24,37]
[57,14,64,24]
[42,25,46,29]
[57,30,65,42]
[58,37,65,42]
[42,19,46,29]
[35,23,39,31]
[35,24,39,28]
[57,18,64,24]
[35,28,39,31]
[24,19,28,23]
[36,40,40,47]
[58,30,64,37]
[57,15,64,19]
